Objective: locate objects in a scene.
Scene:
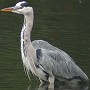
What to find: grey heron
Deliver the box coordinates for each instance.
[1,0,89,85]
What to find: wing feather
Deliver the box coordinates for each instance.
[32,40,89,82]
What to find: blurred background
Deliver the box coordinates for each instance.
[0,0,90,90]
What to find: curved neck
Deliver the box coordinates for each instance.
[21,8,38,75]
[21,10,36,57]
[23,14,33,42]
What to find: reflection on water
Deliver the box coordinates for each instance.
[27,83,89,90]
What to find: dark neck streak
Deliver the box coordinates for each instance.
[21,14,36,59]
[21,8,38,75]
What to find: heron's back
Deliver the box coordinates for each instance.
[32,40,89,83]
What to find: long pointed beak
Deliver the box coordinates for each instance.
[1,6,19,12]
[1,7,14,12]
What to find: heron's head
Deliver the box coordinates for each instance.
[1,0,33,15]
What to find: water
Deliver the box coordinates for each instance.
[0,0,90,90]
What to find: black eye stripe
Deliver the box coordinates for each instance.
[21,2,28,7]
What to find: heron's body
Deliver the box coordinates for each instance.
[1,0,89,85]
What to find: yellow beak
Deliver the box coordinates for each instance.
[1,7,13,12]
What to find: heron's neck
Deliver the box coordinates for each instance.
[22,14,33,42]
[21,13,36,58]
[21,10,38,75]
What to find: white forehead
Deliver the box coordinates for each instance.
[15,1,26,7]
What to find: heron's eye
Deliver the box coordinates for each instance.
[19,6,23,9]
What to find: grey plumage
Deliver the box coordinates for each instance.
[32,40,88,82]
